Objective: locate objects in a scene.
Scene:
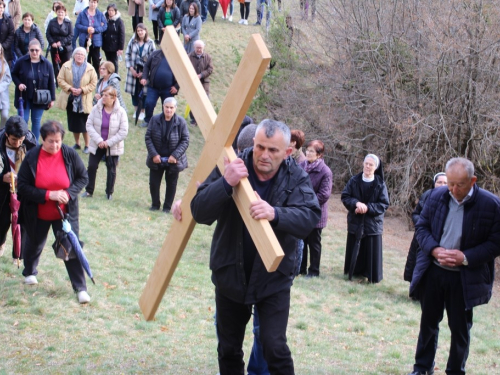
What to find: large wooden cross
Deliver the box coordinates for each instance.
[139,27,284,321]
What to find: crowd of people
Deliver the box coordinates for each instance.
[1,2,500,375]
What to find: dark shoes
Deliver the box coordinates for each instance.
[162,208,170,214]
[408,370,434,375]
[305,273,319,279]
[149,206,160,211]
[73,144,81,150]
[81,192,93,198]
[83,146,89,154]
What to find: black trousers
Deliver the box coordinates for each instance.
[22,218,87,292]
[87,45,101,76]
[0,198,11,247]
[215,289,294,375]
[104,50,119,74]
[149,166,179,210]
[85,148,119,196]
[413,263,473,375]
[49,47,71,83]
[300,228,322,276]
[132,16,143,32]
[152,20,159,40]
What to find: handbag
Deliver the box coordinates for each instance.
[51,205,77,261]
[31,62,51,105]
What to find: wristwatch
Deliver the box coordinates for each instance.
[462,254,468,266]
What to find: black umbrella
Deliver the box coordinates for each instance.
[348,216,364,280]
[208,0,219,22]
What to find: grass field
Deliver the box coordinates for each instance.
[1,0,500,374]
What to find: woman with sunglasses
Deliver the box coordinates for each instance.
[11,39,55,141]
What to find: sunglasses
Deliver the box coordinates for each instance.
[29,49,41,53]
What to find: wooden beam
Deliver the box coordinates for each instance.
[139,27,283,321]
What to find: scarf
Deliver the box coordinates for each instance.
[72,60,87,113]
[303,158,322,174]
[5,141,26,174]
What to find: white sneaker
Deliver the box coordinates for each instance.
[24,275,38,285]
[138,112,145,120]
[77,291,91,304]
[243,19,248,25]
[228,15,233,22]
[221,15,226,19]
[238,19,244,24]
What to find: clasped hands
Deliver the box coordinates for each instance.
[431,246,466,268]
[355,202,368,214]
[224,157,275,221]
[49,190,69,204]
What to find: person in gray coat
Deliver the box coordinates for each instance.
[145,97,189,212]
[181,2,201,54]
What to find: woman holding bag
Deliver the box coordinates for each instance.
[82,86,128,200]
[18,120,90,304]
[11,39,55,141]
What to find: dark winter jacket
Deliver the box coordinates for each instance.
[403,188,432,282]
[102,11,125,52]
[142,49,179,91]
[0,128,37,214]
[300,158,332,229]
[17,144,88,239]
[75,7,107,48]
[46,18,73,52]
[157,6,182,29]
[0,15,15,64]
[14,24,45,57]
[145,113,189,171]
[341,172,389,236]
[410,184,500,309]
[191,148,321,304]
[11,54,56,109]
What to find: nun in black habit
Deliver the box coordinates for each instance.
[341,154,389,283]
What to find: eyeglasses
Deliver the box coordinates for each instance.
[29,49,41,53]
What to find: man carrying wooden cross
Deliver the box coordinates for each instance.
[191,119,321,374]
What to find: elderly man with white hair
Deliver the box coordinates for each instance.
[187,39,212,126]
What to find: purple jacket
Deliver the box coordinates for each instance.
[300,158,333,228]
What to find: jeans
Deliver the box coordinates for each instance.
[256,0,271,26]
[24,100,45,141]
[247,308,270,375]
[86,147,119,196]
[149,166,179,210]
[201,0,208,21]
[144,86,173,123]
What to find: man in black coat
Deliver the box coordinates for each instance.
[408,157,500,375]
[0,116,37,259]
[145,97,189,212]
[191,119,321,375]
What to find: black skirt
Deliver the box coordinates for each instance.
[66,96,89,133]
[344,233,383,283]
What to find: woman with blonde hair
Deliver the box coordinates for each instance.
[0,44,11,127]
[83,86,128,200]
[93,61,126,110]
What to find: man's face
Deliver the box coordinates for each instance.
[6,134,25,150]
[446,165,476,202]
[163,102,176,120]
[194,43,204,55]
[252,128,292,181]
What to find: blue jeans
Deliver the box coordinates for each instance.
[256,0,271,26]
[144,86,173,123]
[201,0,208,21]
[24,100,45,141]
[247,308,270,375]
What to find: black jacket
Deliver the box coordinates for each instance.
[158,6,182,28]
[17,144,88,239]
[11,54,56,109]
[0,128,37,213]
[191,148,321,304]
[145,113,189,170]
[14,23,45,57]
[403,188,432,282]
[0,16,15,64]
[46,18,73,51]
[410,185,500,309]
[341,172,389,236]
[102,12,125,52]
[142,50,179,91]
